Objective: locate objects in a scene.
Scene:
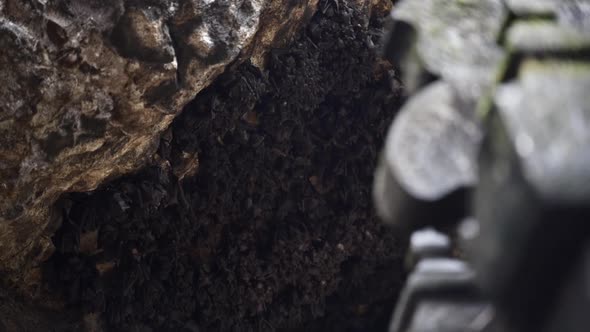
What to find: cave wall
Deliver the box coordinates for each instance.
[0,0,323,278]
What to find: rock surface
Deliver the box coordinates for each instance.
[378,0,590,209]
[0,0,322,278]
[43,0,403,329]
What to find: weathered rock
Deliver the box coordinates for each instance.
[376,0,507,216]
[0,0,321,279]
[384,81,481,201]
[494,60,590,204]
[391,0,507,99]
[376,0,590,214]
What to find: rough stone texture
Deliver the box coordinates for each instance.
[377,0,508,207]
[384,81,481,201]
[2,0,403,329]
[494,60,590,204]
[393,0,507,101]
[0,0,322,278]
[378,0,590,208]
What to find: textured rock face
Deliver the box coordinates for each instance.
[0,0,319,277]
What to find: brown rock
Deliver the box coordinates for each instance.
[0,0,321,280]
[241,110,259,126]
[0,0,392,292]
[172,151,200,181]
[79,230,99,255]
[95,261,116,276]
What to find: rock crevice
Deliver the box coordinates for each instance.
[0,0,321,277]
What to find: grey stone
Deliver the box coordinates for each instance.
[384,81,482,201]
[507,21,590,52]
[378,0,590,208]
[505,0,562,15]
[393,0,507,101]
[506,0,590,21]
[494,60,590,204]
[378,0,509,206]
[558,1,590,31]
